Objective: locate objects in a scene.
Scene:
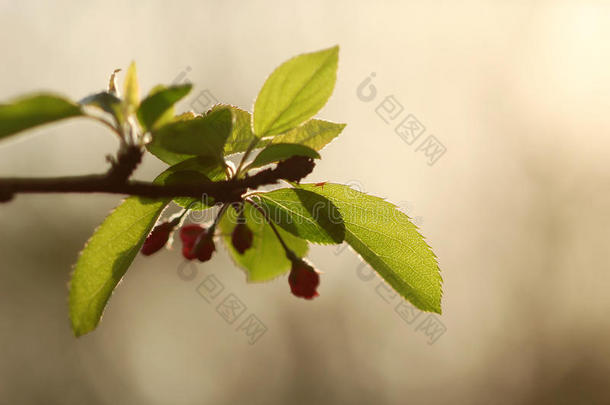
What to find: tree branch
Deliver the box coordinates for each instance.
[0,155,315,204]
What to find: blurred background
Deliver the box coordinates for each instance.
[1,1,610,403]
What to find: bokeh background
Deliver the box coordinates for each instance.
[1,1,610,403]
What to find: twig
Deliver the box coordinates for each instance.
[0,160,295,203]
[245,197,295,261]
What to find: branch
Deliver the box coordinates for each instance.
[0,155,315,204]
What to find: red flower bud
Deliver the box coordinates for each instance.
[288,258,320,299]
[141,222,174,256]
[179,224,216,262]
[231,223,253,254]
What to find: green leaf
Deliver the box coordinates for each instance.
[169,156,228,210]
[149,107,233,164]
[0,93,83,140]
[216,107,345,155]
[271,119,345,151]
[123,61,140,114]
[219,202,308,282]
[255,188,345,244]
[145,142,194,166]
[174,111,198,121]
[253,46,339,137]
[145,112,203,165]
[137,84,192,131]
[79,92,124,124]
[69,196,168,337]
[298,183,443,313]
[220,105,260,155]
[68,166,215,336]
[248,143,320,170]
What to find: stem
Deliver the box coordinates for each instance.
[245,197,295,260]
[88,116,124,139]
[106,144,143,183]
[235,137,260,177]
[224,164,233,179]
[169,201,198,226]
[211,203,230,233]
[0,176,237,200]
[192,203,229,254]
[0,161,291,203]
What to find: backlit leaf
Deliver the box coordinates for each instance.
[298,183,442,313]
[0,93,83,140]
[79,91,124,124]
[219,202,308,282]
[123,61,140,114]
[169,156,228,210]
[137,84,192,131]
[220,105,260,155]
[271,119,345,151]
[253,46,339,136]
[68,165,218,336]
[148,107,233,164]
[255,188,345,244]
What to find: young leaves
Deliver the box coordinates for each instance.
[0,94,83,139]
[221,108,345,155]
[253,46,339,137]
[80,92,124,125]
[298,183,443,313]
[221,105,260,155]
[219,203,308,282]
[271,119,345,151]
[148,107,233,165]
[123,62,140,115]
[137,84,192,132]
